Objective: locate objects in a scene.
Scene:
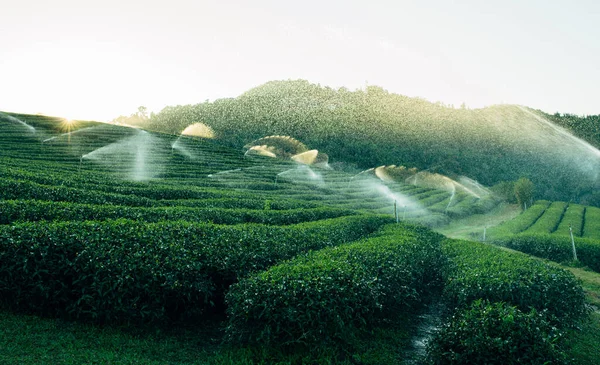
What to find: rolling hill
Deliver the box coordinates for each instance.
[143,80,600,206]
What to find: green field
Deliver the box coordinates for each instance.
[0,112,597,364]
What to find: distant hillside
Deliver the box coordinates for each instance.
[145,80,600,205]
[543,111,600,149]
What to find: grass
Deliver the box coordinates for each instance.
[435,202,521,240]
[0,311,220,364]
[564,266,600,364]
[0,309,415,365]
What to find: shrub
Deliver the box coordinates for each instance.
[225,224,446,347]
[555,204,585,237]
[426,300,567,365]
[486,200,551,238]
[494,233,600,273]
[525,201,568,234]
[0,215,391,324]
[583,206,600,238]
[442,239,587,324]
[0,199,355,225]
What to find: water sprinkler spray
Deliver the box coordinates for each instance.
[569,224,578,261]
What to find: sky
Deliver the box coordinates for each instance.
[1,0,599,121]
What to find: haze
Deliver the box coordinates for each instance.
[1,0,599,121]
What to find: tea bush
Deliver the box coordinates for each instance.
[426,300,568,365]
[442,239,587,324]
[525,201,568,234]
[0,200,355,225]
[555,204,585,237]
[583,206,600,238]
[0,215,391,324]
[494,233,600,273]
[486,200,551,238]
[225,224,446,346]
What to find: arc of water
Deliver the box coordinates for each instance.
[445,183,457,212]
[4,114,36,132]
[519,106,600,159]
[42,127,97,143]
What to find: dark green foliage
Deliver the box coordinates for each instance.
[225,224,446,347]
[494,233,600,273]
[427,300,568,365]
[545,111,600,151]
[0,215,391,324]
[0,199,355,226]
[491,180,517,203]
[514,177,535,210]
[442,239,587,324]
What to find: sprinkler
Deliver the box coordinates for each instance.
[569,224,578,261]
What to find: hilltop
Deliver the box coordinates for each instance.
[139,80,600,206]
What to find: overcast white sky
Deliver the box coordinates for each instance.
[1,0,599,121]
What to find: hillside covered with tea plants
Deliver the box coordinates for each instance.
[139,80,600,206]
[0,111,597,364]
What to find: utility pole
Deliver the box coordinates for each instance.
[394,200,398,223]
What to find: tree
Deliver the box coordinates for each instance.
[136,106,148,120]
[514,177,535,210]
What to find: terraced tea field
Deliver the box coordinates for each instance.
[0,112,594,364]
[488,200,600,273]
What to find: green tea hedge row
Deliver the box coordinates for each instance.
[418,192,452,208]
[445,196,478,218]
[555,204,585,237]
[583,206,600,238]
[486,200,551,238]
[426,300,568,365]
[427,193,468,213]
[0,215,391,324]
[493,233,600,273]
[0,200,355,225]
[225,224,446,346]
[471,195,501,214]
[442,239,587,324]
[0,178,155,207]
[525,201,568,234]
[0,178,316,210]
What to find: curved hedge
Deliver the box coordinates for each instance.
[426,300,568,365]
[0,215,391,324]
[442,239,587,324]
[225,224,446,346]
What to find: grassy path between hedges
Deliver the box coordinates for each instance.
[435,202,521,241]
[563,266,600,364]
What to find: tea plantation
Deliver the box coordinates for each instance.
[0,112,596,364]
[488,200,600,273]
